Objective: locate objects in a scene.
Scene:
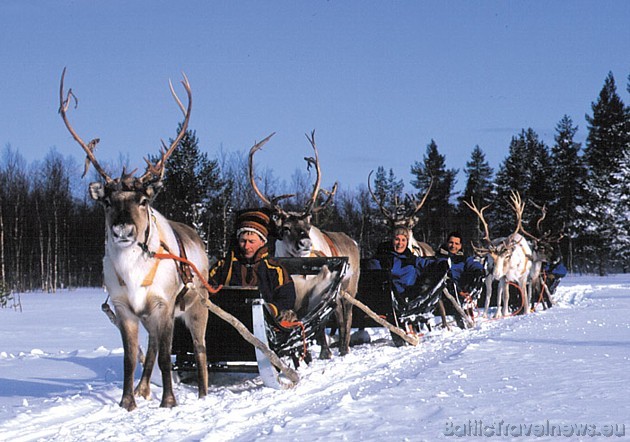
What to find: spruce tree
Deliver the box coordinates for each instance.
[610,147,630,271]
[154,123,225,255]
[410,139,457,246]
[549,115,586,272]
[494,128,551,237]
[368,166,405,249]
[578,72,629,274]
[457,145,494,248]
[370,166,404,215]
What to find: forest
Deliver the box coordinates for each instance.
[0,72,628,295]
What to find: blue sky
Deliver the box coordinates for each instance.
[1,1,629,195]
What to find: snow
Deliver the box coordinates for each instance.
[1,275,628,441]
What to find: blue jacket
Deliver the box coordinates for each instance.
[368,244,436,295]
[544,260,567,278]
[437,246,484,284]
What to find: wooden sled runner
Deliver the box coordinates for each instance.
[172,256,348,389]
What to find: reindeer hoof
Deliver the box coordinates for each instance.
[120,396,137,412]
[134,383,151,400]
[318,349,332,360]
[160,396,177,408]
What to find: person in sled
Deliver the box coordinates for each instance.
[543,259,567,295]
[438,231,486,293]
[369,227,449,301]
[209,209,297,322]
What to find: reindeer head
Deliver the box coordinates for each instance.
[59,68,192,250]
[248,130,337,257]
[368,171,433,255]
[465,191,529,280]
[519,201,565,265]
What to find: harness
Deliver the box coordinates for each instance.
[111,210,194,312]
[311,231,340,257]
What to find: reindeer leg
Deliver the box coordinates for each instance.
[157,318,177,408]
[483,278,493,318]
[135,333,157,400]
[118,317,140,411]
[186,300,208,398]
[338,294,354,356]
[317,328,332,359]
[496,281,505,318]
[522,278,531,314]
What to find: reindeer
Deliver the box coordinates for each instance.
[59,69,210,411]
[367,170,434,257]
[520,201,565,310]
[465,191,532,317]
[248,131,360,358]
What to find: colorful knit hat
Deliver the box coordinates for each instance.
[236,209,270,243]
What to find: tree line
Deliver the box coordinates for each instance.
[1,72,628,294]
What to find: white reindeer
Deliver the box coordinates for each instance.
[59,69,209,411]
[465,191,532,317]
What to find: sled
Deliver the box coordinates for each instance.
[352,260,450,346]
[172,256,348,388]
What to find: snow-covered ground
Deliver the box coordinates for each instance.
[0,275,628,441]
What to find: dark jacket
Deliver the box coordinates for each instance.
[544,260,567,278]
[369,242,437,295]
[437,245,484,288]
[209,245,296,312]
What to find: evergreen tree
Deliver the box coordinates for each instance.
[370,166,404,215]
[367,166,405,249]
[494,129,551,236]
[549,115,587,272]
[578,72,629,274]
[610,147,630,271]
[154,123,226,255]
[457,145,494,248]
[410,139,458,246]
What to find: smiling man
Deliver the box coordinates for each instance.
[209,209,296,320]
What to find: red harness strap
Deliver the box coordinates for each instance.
[321,232,340,257]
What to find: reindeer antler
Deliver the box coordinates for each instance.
[303,130,323,215]
[405,176,433,220]
[367,170,394,220]
[464,197,492,247]
[248,132,278,208]
[507,190,526,239]
[59,68,193,188]
[138,73,192,184]
[368,171,433,229]
[59,68,111,183]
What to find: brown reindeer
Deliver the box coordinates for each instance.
[367,170,435,257]
[248,131,360,358]
[464,191,532,317]
[59,69,209,411]
[520,201,565,310]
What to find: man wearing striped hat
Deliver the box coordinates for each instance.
[209,209,297,321]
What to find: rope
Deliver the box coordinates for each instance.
[279,320,308,361]
[532,271,548,311]
[152,251,299,385]
[152,252,222,294]
[507,281,526,316]
[459,291,478,325]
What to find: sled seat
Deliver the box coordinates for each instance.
[171,257,347,374]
